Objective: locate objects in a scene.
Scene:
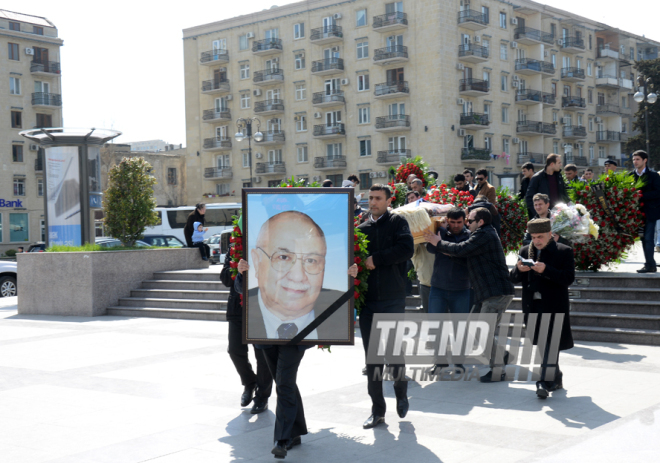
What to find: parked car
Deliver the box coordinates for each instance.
[0,261,17,297]
[140,235,185,248]
[28,242,46,252]
[205,234,223,264]
[95,238,150,248]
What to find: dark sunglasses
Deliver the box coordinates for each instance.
[476,177,485,181]
[467,219,477,224]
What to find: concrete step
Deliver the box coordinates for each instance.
[570,312,660,331]
[107,306,226,321]
[142,280,228,291]
[117,297,227,311]
[510,298,660,316]
[570,326,660,346]
[152,270,220,282]
[572,274,660,289]
[514,286,660,302]
[131,289,230,301]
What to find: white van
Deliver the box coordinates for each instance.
[145,203,241,244]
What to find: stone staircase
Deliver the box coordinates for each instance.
[406,273,660,346]
[106,270,228,321]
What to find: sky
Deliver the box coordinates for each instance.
[17,0,658,146]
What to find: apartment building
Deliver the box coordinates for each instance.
[182,0,659,203]
[0,9,63,253]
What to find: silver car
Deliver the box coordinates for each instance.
[0,261,17,297]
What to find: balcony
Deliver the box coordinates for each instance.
[255,162,286,176]
[35,158,43,172]
[516,121,556,136]
[312,91,345,107]
[254,99,284,115]
[374,81,409,99]
[459,112,490,130]
[255,131,285,145]
[203,138,232,151]
[373,45,409,65]
[597,131,622,143]
[597,47,620,60]
[313,123,346,139]
[515,89,556,106]
[373,12,408,32]
[573,157,589,167]
[204,167,233,180]
[561,67,585,82]
[597,104,623,116]
[515,58,555,77]
[200,49,229,65]
[514,27,554,45]
[377,150,410,165]
[457,9,488,31]
[375,115,411,132]
[559,37,585,54]
[202,109,231,123]
[252,38,283,56]
[459,78,489,96]
[458,44,489,64]
[311,58,344,76]
[31,92,62,108]
[30,60,61,76]
[253,68,284,86]
[562,96,586,110]
[314,156,347,170]
[310,25,343,45]
[461,147,491,162]
[201,79,230,94]
[517,153,546,166]
[595,75,619,89]
[562,126,587,139]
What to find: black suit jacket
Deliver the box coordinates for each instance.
[246,287,351,344]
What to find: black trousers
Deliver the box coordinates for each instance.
[191,242,210,258]
[262,345,308,442]
[227,320,272,400]
[359,298,408,417]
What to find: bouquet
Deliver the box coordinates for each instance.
[425,184,474,209]
[549,203,599,242]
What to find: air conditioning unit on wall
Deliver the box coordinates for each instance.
[313,175,321,182]
[458,129,466,136]
[512,137,520,144]
[254,176,262,183]
[246,32,255,39]
[510,42,518,49]
[253,89,262,96]
[333,13,342,20]
[456,63,465,70]
[314,112,322,118]
[457,98,465,105]
[255,152,263,159]
[341,78,349,85]
[29,144,38,151]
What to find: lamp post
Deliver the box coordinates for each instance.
[633,76,658,155]
[235,117,263,186]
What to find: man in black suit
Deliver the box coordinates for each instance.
[630,150,660,273]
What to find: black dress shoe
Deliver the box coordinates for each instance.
[362,366,368,376]
[241,384,256,407]
[272,440,287,459]
[637,266,658,273]
[250,400,268,414]
[363,414,385,429]
[396,396,409,418]
[536,381,549,399]
[479,369,506,383]
[286,436,301,450]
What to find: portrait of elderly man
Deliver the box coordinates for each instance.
[246,210,352,342]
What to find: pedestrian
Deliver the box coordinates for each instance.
[17,246,24,253]
[411,238,434,314]
[604,159,618,173]
[357,184,414,429]
[454,174,470,192]
[630,150,660,273]
[406,174,417,189]
[344,175,363,201]
[522,194,569,247]
[411,178,425,197]
[406,191,420,204]
[353,196,363,218]
[564,164,582,183]
[469,195,500,237]
[525,154,569,212]
[220,240,273,415]
[510,218,575,399]
[322,179,333,187]
[472,169,497,204]
[519,162,535,206]
[190,222,211,260]
[463,169,476,190]
[184,203,206,247]
[581,168,594,182]
[424,207,514,383]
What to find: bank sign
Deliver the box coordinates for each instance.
[0,199,23,207]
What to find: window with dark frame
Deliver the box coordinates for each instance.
[11,111,22,128]
[359,173,372,190]
[167,168,177,185]
[34,26,44,35]
[326,174,343,186]
[9,21,20,31]
[36,113,52,128]
[8,43,19,60]
[12,145,23,162]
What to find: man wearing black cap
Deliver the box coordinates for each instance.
[510,218,574,399]
[604,159,618,174]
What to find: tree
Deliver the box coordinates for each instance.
[626,57,660,170]
[103,157,159,247]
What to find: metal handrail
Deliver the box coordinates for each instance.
[374,45,408,61]
[515,58,555,74]
[457,9,488,26]
[31,92,62,106]
[514,27,554,44]
[200,49,229,63]
[458,44,489,59]
[373,12,408,28]
[310,25,343,40]
[252,38,283,52]
[374,81,409,96]
[311,58,344,73]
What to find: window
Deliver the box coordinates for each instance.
[357,41,369,59]
[622,96,628,108]
[501,74,508,92]
[295,83,306,100]
[578,144,584,157]
[36,114,52,128]
[33,26,44,35]
[551,82,557,97]
[240,92,250,109]
[327,174,343,186]
[483,39,490,53]
[588,89,593,104]
[8,43,19,60]
[499,12,507,29]
[551,54,556,68]
[296,115,307,132]
[38,178,44,197]
[554,141,559,154]
[357,73,369,91]
[295,53,305,70]
[577,115,583,127]
[216,184,230,195]
[588,118,594,131]
[165,168,177,185]
[9,21,20,31]
[216,154,230,169]
[240,63,250,79]
[10,77,21,95]
[10,213,28,242]
[484,136,492,151]
[242,152,251,167]
[502,138,510,155]
[483,70,491,83]
[553,111,558,123]
[359,139,371,156]
[358,106,370,124]
[500,43,508,60]
[589,145,594,160]
[326,143,343,158]
[356,9,367,27]
[294,23,305,39]
[268,149,283,164]
[267,180,281,188]
[239,34,249,50]
[501,105,509,123]
[359,173,372,189]
[598,146,606,158]
[297,145,308,162]
[14,178,25,196]
[11,111,22,128]
[587,63,592,76]
[12,145,23,162]
[576,59,581,69]
[622,122,628,133]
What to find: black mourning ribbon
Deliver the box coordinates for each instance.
[286,287,354,345]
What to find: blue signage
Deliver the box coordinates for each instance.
[89,193,103,209]
[0,199,23,207]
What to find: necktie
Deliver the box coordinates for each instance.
[277,323,298,340]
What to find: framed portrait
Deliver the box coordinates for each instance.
[242,188,355,346]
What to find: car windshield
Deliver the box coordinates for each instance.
[166,237,184,247]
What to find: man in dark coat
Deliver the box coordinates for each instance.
[525,154,569,212]
[510,218,575,399]
[220,246,272,414]
[184,203,206,247]
[630,150,660,273]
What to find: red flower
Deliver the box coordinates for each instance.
[354,291,360,300]
[354,279,361,286]
[355,256,362,264]
[354,244,360,252]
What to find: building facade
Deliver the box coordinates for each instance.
[0,10,63,253]
[182,0,659,204]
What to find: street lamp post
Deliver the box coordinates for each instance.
[235,117,263,187]
[633,76,658,155]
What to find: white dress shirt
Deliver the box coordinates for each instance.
[258,290,318,340]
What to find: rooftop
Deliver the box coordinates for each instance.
[0,9,55,28]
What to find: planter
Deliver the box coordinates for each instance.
[17,248,209,317]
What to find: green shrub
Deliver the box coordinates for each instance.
[5,249,17,257]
